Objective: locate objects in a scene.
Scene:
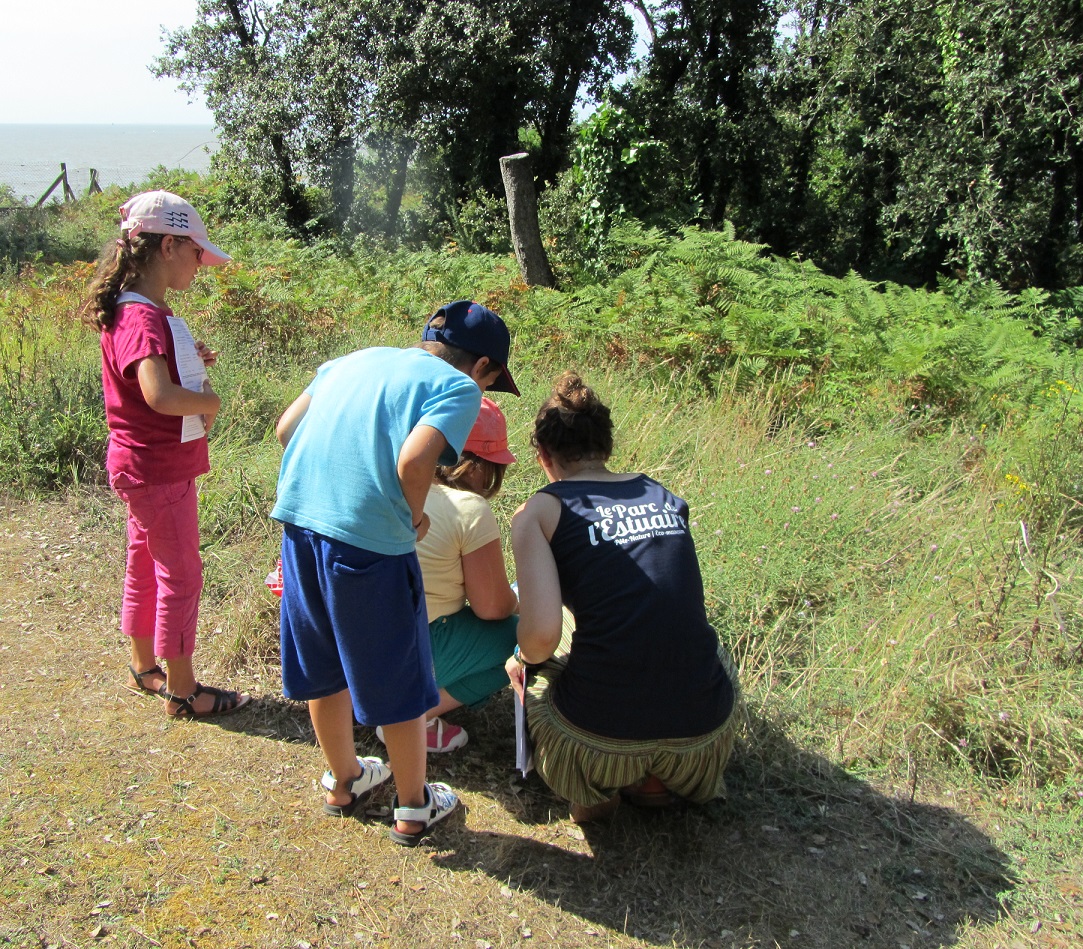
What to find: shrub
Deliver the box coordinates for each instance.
[0,200,50,272]
[450,188,513,255]
[0,266,107,490]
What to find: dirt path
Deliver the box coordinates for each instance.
[0,494,1027,948]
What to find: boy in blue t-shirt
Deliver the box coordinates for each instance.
[271,300,518,846]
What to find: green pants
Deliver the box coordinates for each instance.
[430,605,519,708]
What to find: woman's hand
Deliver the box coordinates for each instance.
[506,654,525,701]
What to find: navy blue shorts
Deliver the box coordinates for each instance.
[279,523,439,726]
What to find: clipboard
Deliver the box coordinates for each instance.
[514,668,534,777]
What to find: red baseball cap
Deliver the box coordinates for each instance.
[464,398,516,464]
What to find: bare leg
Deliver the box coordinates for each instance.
[127,637,166,692]
[162,655,247,717]
[570,794,621,823]
[427,688,463,720]
[380,715,428,835]
[309,689,362,809]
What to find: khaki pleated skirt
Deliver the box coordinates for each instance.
[523,645,741,807]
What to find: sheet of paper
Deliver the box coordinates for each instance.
[515,672,534,777]
[166,316,210,443]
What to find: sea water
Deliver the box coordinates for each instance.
[0,124,219,202]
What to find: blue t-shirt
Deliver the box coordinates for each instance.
[271,347,482,556]
[540,475,734,739]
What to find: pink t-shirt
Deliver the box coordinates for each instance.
[100,299,210,484]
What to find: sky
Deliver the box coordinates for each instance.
[1,1,213,125]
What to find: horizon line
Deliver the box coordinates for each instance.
[0,121,217,127]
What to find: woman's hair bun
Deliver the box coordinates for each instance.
[554,371,597,413]
[532,371,613,462]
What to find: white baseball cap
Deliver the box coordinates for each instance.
[119,190,231,266]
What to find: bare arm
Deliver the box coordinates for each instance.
[398,425,448,536]
[462,539,518,620]
[136,355,220,430]
[509,493,564,664]
[276,392,311,447]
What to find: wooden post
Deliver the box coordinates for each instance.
[61,163,76,202]
[35,163,77,205]
[35,166,66,206]
[87,169,102,196]
[499,152,556,289]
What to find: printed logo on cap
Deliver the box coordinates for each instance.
[163,210,191,230]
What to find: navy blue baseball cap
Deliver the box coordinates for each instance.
[422,300,519,395]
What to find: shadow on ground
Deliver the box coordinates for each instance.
[434,708,1014,949]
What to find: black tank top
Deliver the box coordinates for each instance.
[540,475,734,739]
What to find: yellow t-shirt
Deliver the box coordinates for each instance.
[417,483,501,621]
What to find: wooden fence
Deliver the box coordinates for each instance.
[33,164,102,206]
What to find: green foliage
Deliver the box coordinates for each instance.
[157,0,634,237]
[0,268,107,490]
[1000,375,1083,534]
[762,0,1083,288]
[0,190,120,272]
[1046,286,1083,349]
[449,189,513,255]
[0,173,277,273]
[537,166,597,285]
[615,0,779,227]
[0,202,49,272]
[528,224,1071,436]
[573,102,694,246]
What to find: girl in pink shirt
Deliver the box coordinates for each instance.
[81,190,249,719]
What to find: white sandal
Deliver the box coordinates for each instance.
[320,756,392,817]
[388,782,459,846]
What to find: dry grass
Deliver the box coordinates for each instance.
[1,492,1079,949]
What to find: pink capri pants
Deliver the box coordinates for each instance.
[110,475,203,659]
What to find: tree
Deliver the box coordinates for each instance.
[157,0,635,237]
[763,0,1083,288]
[157,0,379,231]
[759,1,950,282]
[905,0,1083,286]
[617,0,781,227]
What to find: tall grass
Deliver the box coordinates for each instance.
[541,369,1083,791]
[1,212,1080,800]
[0,263,106,490]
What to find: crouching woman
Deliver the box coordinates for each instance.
[507,372,740,822]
